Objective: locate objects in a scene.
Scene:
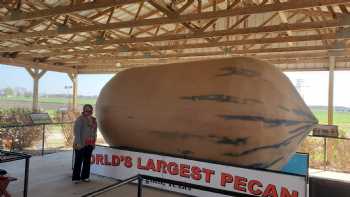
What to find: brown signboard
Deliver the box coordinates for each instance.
[312,124,338,138]
[30,113,52,124]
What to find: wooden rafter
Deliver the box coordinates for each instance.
[1,0,350,73]
[1,0,349,41]
[1,18,349,53]
[50,45,348,63]
[0,57,73,73]
[16,33,348,58]
[0,0,144,22]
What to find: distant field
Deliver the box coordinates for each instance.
[311,109,350,136]
[311,109,350,124]
[0,96,96,105]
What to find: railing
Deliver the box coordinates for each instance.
[81,174,253,197]
[0,122,73,155]
[0,150,31,197]
[1,122,349,171]
[304,135,350,172]
[82,175,141,197]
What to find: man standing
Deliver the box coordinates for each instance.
[72,104,97,183]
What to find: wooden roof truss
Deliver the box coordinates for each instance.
[1,0,350,74]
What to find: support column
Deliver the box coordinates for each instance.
[68,73,78,112]
[328,56,335,125]
[26,68,46,112]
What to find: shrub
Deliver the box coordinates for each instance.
[0,108,42,150]
[54,110,79,146]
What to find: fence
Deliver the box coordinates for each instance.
[300,135,350,172]
[1,123,350,172]
[0,150,31,197]
[0,122,73,155]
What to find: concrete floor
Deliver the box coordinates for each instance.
[1,151,186,197]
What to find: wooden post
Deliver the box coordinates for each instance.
[68,73,78,112]
[328,56,335,125]
[324,55,336,170]
[33,75,39,112]
[26,68,46,112]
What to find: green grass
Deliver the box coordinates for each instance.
[311,109,350,137]
[312,110,328,124]
[311,110,350,124]
[46,109,58,119]
[0,96,96,105]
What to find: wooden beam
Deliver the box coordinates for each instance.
[37,69,47,79]
[26,33,348,58]
[274,0,295,46]
[0,57,74,73]
[2,19,349,52]
[151,0,226,37]
[128,2,144,35]
[0,0,143,22]
[132,0,223,53]
[178,0,195,13]
[62,51,330,65]
[242,10,300,50]
[282,64,350,71]
[25,67,47,112]
[339,5,349,14]
[1,0,349,40]
[148,0,200,33]
[77,70,120,74]
[74,57,350,74]
[68,73,78,112]
[32,73,40,112]
[328,55,335,125]
[25,67,36,78]
[294,9,339,18]
[304,7,332,48]
[59,45,333,63]
[74,57,350,68]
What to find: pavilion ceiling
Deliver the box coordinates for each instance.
[1,0,350,74]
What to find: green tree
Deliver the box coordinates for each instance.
[4,87,14,97]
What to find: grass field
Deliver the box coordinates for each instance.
[312,110,350,124]
[0,96,96,105]
[312,109,350,137]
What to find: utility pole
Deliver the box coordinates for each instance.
[295,78,309,99]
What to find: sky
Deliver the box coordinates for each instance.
[1,64,349,107]
[0,64,114,96]
[286,71,350,107]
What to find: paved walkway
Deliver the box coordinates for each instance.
[2,151,185,197]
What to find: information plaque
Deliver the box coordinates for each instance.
[30,113,52,124]
[313,124,338,138]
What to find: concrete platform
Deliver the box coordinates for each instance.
[1,151,185,197]
[309,168,350,182]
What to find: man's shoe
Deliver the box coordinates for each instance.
[82,179,90,182]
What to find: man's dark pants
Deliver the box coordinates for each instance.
[72,145,93,181]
